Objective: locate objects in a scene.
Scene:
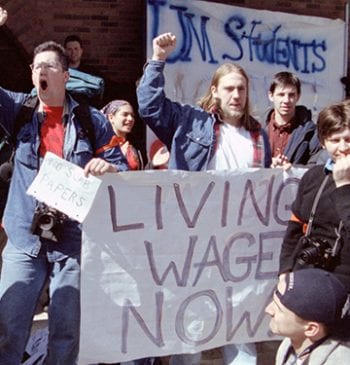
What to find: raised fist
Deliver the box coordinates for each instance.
[0,7,8,26]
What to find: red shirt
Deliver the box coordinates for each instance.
[39,106,65,158]
[268,111,294,157]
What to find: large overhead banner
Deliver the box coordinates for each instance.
[146,0,346,123]
[78,168,305,364]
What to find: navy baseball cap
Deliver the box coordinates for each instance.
[276,269,349,326]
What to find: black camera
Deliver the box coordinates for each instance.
[296,236,335,270]
[31,203,67,243]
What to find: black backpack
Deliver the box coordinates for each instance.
[0,95,96,219]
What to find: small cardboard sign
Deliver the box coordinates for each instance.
[27,152,101,223]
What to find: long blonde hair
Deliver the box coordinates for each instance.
[197,63,256,130]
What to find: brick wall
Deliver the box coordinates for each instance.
[0,0,146,88]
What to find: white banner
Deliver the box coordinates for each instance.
[79,167,306,364]
[146,0,346,128]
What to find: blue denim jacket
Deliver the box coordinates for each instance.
[137,61,271,171]
[0,87,128,258]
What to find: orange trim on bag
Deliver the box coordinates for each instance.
[290,213,308,234]
[290,213,302,223]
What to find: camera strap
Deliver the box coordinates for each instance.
[332,220,343,257]
[304,175,329,237]
[305,174,343,258]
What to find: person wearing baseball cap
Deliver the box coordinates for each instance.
[265,268,350,364]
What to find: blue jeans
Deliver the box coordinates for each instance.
[169,343,256,365]
[0,241,81,365]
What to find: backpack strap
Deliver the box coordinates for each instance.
[73,101,96,153]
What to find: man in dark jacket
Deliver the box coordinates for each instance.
[266,72,321,168]
[279,99,350,292]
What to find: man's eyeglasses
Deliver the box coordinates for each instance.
[30,62,62,72]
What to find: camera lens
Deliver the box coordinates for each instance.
[297,246,320,265]
[38,213,56,231]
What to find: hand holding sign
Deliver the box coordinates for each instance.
[27,152,102,223]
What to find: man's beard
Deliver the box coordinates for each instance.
[227,109,244,120]
[220,107,244,125]
[215,99,244,124]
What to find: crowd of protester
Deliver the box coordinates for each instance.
[0,7,349,365]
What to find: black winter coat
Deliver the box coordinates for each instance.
[279,164,350,291]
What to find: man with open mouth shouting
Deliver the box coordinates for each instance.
[0,7,128,365]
